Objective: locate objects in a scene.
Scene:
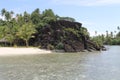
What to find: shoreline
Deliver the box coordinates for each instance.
[0,47,52,56]
[0,47,103,56]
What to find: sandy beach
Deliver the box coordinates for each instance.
[0,47,52,56]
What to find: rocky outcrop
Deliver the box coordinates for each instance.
[64,41,84,52]
[35,20,102,52]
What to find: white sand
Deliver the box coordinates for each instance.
[0,47,52,56]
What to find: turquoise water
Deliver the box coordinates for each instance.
[0,46,120,80]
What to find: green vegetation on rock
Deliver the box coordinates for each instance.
[0,8,104,52]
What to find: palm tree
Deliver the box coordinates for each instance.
[23,11,31,23]
[18,23,37,47]
[1,8,6,16]
[117,26,120,30]
[10,11,14,16]
[5,11,11,21]
[106,30,109,41]
[1,8,6,20]
[1,9,14,21]
[110,32,113,38]
[0,25,9,46]
[31,8,41,24]
[95,31,97,36]
[16,14,24,26]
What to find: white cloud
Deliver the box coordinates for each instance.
[52,0,120,6]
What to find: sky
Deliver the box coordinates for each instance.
[0,0,120,36]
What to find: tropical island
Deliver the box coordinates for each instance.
[1,8,117,54]
[1,0,120,80]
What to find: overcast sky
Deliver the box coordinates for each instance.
[0,0,120,36]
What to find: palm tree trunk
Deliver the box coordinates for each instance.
[25,40,29,47]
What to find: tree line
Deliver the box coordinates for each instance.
[91,26,120,46]
[0,8,76,47]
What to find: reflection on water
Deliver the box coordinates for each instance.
[0,46,120,80]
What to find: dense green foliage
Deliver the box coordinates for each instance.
[0,8,85,47]
[91,26,120,45]
[18,23,36,47]
[91,35,104,47]
[1,8,119,49]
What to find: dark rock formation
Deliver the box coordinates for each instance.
[64,41,84,52]
[35,20,102,52]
